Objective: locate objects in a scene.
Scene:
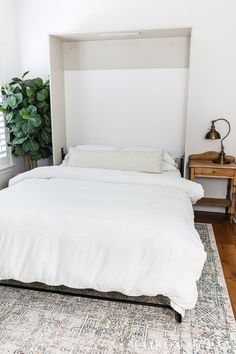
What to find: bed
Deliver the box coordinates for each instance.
[0,147,206,321]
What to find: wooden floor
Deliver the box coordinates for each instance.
[195,211,236,318]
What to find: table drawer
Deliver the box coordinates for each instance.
[194,167,235,178]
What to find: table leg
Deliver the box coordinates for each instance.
[190,168,195,181]
[229,183,236,223]
[226,179,231,215]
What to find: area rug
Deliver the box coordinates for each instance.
[0,224,235,354]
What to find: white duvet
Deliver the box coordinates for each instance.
[0,167,206,316]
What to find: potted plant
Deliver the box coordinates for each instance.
[0,72,52,169]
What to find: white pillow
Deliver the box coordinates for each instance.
[67,149,163,173]
[121,146,178,171]
[62,145,177,172]
[61,145,118,166]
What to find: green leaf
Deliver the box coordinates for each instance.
[20,108,31,120]
[22,141,30,153]
[21,122,28,135]
[26,87,35,97]
[12,137,27,145]
[4,84,13,95]
[12,77,22,83]
[23,79,35,88]
[8,95,17,109]
[15,92,23,104]
[28,105,37,116]
[5,112,14,123]
[12,121,23,133]
[27,140,39,152]
[34,78,43,86]
[15,130,25,139]
[36,91,46,102]
[14,145,24,156]
[22,120,35,135]
[12,124,20,134]
[22,71,30,78]
[44,126,51,133]
[28,97,35,105]
[37,101,49,114]
[40,129,49,144]
[14,86,21,94]
[44,114,51,127]
[30,151,41,161]
[31,115,41,128]
[13,111,22,123]
[2,100,9,109]
[39,148,50,159]
[0,107,7,114]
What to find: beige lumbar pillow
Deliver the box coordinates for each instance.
[67,149,163,173]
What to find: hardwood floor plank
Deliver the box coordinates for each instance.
[225,279,236,312]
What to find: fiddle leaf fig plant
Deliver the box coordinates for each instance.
[0,72,52,168]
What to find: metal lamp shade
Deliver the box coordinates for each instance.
[205,123,221,140]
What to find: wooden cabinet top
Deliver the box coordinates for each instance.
[189,160,236,170]
[189,151,236,170]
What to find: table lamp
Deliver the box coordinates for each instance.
[205,118,231,164]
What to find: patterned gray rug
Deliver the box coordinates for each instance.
[0,224,235,354]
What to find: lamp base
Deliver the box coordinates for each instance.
[213,158,231,164]
[213,147,231,164]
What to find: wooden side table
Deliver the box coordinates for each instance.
[189,151,236,222]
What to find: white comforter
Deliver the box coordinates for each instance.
[0,167,206,316]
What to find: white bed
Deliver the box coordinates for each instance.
[0,164,206,317]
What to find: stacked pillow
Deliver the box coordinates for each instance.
[62,145,178,174]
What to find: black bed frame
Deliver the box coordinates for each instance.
[0,281,182,323]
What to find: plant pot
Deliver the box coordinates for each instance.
[37,157,52,167]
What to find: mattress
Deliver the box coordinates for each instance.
[0,166,206,316]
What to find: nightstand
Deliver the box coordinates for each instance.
[189,151,236,222]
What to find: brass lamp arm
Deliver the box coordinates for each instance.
[212,118,231,148]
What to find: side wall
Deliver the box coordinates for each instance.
[49,36,66,165]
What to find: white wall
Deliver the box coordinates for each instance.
[3,0,236,206]
[64,69,188,156]
[0,0,19,81]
